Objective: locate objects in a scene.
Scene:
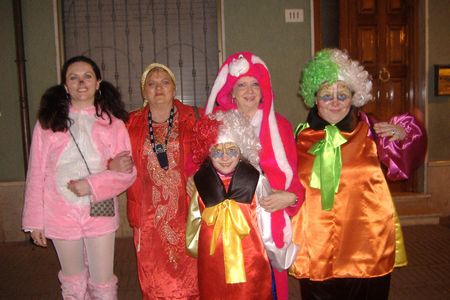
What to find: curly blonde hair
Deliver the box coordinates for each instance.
[192,110,261,168]
[299,48,373,108]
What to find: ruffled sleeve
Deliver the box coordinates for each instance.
[374,113,427,181]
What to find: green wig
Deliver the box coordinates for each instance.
[299,48,373,108]
[299,50,338,108]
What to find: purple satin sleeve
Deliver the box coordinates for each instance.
[370,113,427,181]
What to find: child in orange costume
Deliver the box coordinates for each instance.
[186,110,298,299]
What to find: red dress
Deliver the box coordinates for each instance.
[127,100,199,299]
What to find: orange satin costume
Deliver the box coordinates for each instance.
[290,121,395,281]
[189,161,273,299]
[127,100,199,299]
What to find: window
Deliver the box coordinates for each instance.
[62,0,219,110]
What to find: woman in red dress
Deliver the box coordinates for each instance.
[125,63,199,299]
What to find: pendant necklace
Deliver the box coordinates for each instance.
[148,107,175,170]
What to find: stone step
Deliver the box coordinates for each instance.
[392,192,440,226]
[398,214,440,226]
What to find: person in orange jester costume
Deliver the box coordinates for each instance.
[290,48,427,300]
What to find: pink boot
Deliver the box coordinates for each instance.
[87,275,118,300]
[58,269,89,300]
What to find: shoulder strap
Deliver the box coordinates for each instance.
[69,128,92,175]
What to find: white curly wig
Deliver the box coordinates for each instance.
[211,110,261,168]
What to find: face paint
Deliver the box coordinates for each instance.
[316,82,353,125]
[209,143,240,159]
[317,82,352,102]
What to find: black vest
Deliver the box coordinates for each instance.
[194,159,260,208]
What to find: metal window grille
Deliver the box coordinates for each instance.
[62,0,219,110]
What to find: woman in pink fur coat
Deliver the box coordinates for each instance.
[22,56,136,299]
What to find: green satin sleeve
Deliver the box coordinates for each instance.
[394,209,408,267]
[185,189,201,258]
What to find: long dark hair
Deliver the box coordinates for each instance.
[38,56,128,132]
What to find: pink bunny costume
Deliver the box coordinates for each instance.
[22,106,136,239]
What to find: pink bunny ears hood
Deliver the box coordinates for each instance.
[205,52,273,114]
[205,52,293,190]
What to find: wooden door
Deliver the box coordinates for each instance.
[342,0,419,192]
[319,0,420,192]
[340,0,418,119]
